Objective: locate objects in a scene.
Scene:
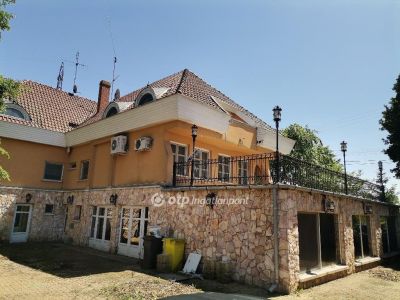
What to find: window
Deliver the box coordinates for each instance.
[105,107,118,118]
[218,155,230,182]
[137,93,154,106]
[80,160,90,180]
[5,107,24,119]
[90,206,112,241]
[43,162,63,181]
[44,204,54,214]
[73,205,82,221]
[238,160,248,185]
[1,103,30,120]
[193,149,209,179]
[171,143,187,176]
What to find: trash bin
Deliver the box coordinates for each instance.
[143,236,163,269]
[163,238,185,272]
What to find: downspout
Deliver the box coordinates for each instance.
[269,184,280,292]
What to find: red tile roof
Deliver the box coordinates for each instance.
[2,81,97,133]
[1,70,272,133]
[82,69,273,130]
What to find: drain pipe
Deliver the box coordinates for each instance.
[269,184,280,293]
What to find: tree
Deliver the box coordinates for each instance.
[0,0,18,182]
[282,123,342,171]
[380,74,400,178]
[0,1,15,38]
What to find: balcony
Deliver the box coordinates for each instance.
[172,153,383,201]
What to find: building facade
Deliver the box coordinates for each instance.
[0,69,398,293]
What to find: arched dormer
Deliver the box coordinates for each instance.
[102,101,134,119]
[135,87,157,107]
[2,101,31,121]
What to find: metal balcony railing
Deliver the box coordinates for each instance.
[172,152,383,201]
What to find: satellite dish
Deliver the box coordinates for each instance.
[114,89,120,101]
[73,84,78,94]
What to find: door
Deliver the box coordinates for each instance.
[10,204,32,243]
[88,206,113,252]
[118,207,148,259]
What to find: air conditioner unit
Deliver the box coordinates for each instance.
[135,136,153,151]
[111,135,128,154]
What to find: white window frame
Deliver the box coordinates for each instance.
[238,159,248,185]
[90,206,113,241]
[218,154,231,182]
[171,142,188,176]
[193,148,210,179]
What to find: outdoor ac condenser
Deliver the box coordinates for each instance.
[111,135,128,154]
[135,136,153,151]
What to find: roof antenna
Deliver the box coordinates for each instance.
[56,62,64,90]
[72,51,86,94]
[111,56,120,101]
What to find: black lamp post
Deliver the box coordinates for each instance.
[378,161,386,202]
[190,124,198,186]
[340,141,348,195]
[273,106,282,183]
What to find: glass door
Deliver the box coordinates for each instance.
[118,207,148,259]
[10,204,32,243]
[88,206,113,252]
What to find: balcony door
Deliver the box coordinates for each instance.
[118,207,148,259]
[89,206,113,252]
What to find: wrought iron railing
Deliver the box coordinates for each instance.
[172,153,383,201]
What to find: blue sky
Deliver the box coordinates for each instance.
[1,0,399,191]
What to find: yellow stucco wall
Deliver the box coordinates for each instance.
[0,138,67,189]
[1,120,271,189]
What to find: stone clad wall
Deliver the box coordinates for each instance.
[0,185,398,294]
[153,189,276,287]
[280,188,392,292]
[0,187,65,242]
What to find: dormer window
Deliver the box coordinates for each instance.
[1,102,30,121]
[105,107,118,118]
[137,93,154,106]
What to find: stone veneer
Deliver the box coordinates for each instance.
[0,185,399,294]
[0,187,65,242]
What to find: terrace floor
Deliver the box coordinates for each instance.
[0,242,399,300]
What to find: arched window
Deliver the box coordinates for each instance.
[2,103,30,120]
[137,93,154,106]
[5,107,24,119]
[105,107,118,118]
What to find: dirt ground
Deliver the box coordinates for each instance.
[0,242,399,300]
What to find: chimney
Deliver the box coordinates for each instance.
[97,80,111,113]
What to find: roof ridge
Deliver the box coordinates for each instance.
[175,68,188,94]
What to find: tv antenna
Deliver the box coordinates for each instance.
[111,56,120,101]
[72,51,86,94]
[56,62,64,90]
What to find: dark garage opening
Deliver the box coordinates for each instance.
[320,213,337,266]
[298,213,338,272]
[352,215,370,258]
[388,217,399,251]
[298,213,319,272]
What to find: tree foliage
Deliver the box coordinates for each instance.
[0,0,17,182]
[0,1,14,35]
[282,123,343,171]
[380,74,400,178]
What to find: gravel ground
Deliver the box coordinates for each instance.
[0,242,399,300]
